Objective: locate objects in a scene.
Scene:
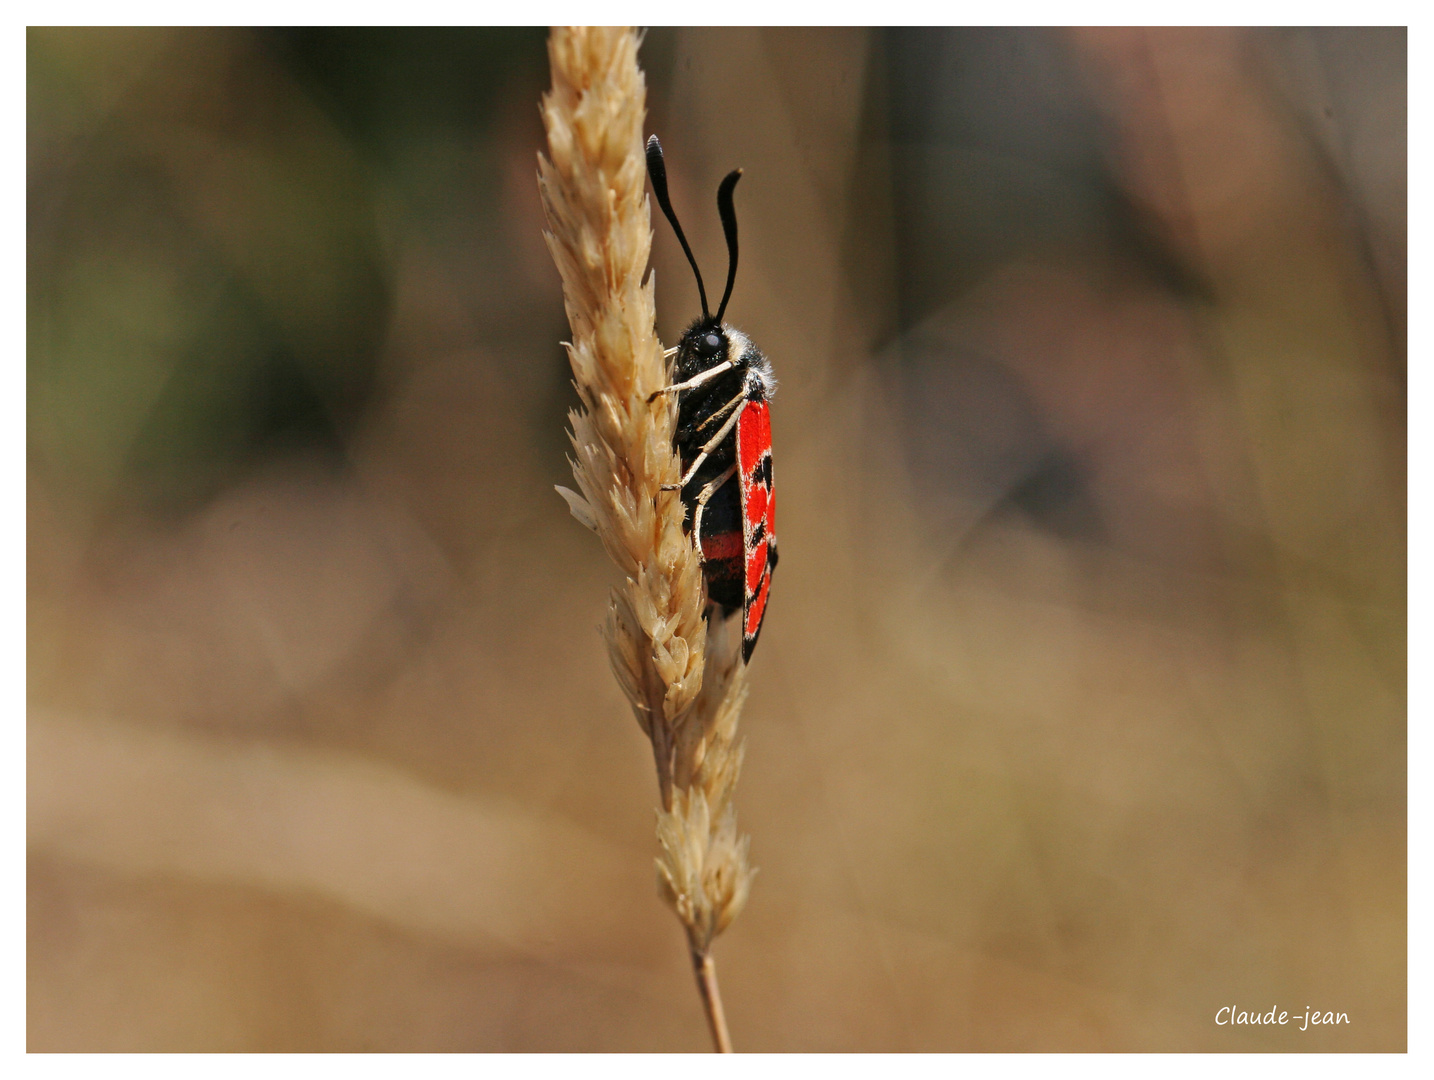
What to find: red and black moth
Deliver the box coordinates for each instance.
[646,135,777,663]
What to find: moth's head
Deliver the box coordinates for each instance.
[676,318,732,379]
[675,320,774,397]
[688,321,727,361]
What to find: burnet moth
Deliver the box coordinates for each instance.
[646,134,777,664]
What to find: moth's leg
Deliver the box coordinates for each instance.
[694,386,745,433]
[646,359,735,402]
[661,398,747,491]
[690,463,738,556]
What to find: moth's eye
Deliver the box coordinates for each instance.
[702,332,723,355]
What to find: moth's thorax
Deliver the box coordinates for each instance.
[673,318,777,399]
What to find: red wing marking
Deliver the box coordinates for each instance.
[738,403,771,485]
[744,482,768,530]
[700,529,743,563]
[737,398,776,659]
[745,560,771,638]
[746,538,768,596]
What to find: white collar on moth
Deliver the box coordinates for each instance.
[724,328,778,397]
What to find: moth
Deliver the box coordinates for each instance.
[646,134,778,663]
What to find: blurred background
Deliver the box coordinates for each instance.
[27,27,1405,1051]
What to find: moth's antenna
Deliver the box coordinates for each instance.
[715,169,742,324]
[646,135,709,321]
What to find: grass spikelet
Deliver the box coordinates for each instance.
[538,26,754,1053]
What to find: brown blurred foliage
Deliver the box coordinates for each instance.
[28,27,1404,1051]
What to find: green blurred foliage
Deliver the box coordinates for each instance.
[28,28,547,517]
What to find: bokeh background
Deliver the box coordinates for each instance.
[27,27,1405,1051]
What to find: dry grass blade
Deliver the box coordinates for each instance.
[537,26,755,1052]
